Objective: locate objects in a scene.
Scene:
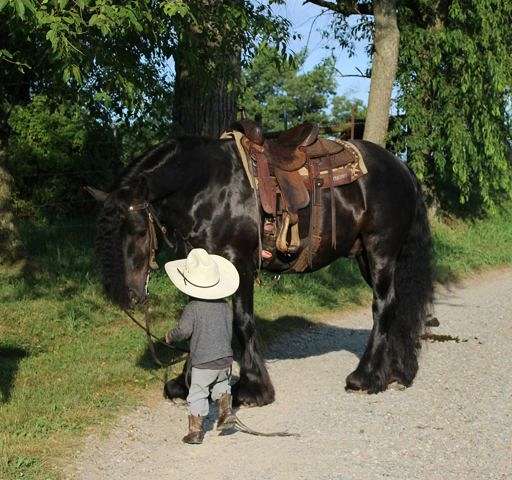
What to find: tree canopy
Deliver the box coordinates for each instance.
[308,0,512,213]
[393,0,512,213]
[2,0,511,220]
[0,0,289,223]
[240,45,362,131]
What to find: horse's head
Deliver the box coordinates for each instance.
[88,177,155,309]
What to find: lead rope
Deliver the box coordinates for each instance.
[123,308,300,438]
[233,416,299,437]
[123,308,188,385]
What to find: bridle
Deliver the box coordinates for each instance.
[121,200,189,378]
[127,201,176,271]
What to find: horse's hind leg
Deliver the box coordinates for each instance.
[231,266,275,406]
[356,249,372,288]
[347,201,433,393]
[346,249,401,393]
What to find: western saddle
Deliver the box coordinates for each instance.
[232,119,366,271]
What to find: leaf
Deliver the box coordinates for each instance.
[14,0,25,18]
[22,0,36,14]
[46,29,58,50]
[125,9,142,31]
[59,0,68,9]
[0,48,13,59]
[71,64,82,83]
[88,14,98,27]
[0,0,9,11]
[162,0,190,18]
[63,66,71,82]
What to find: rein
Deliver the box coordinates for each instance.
[123,201,190,380]
[123,307,188,386]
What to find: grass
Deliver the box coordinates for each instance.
[1,206,512,479]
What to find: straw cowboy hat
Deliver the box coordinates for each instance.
[164,248,240,299]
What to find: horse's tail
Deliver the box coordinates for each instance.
[392,171,435,381]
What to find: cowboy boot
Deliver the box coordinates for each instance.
[182,415,204,444]
[216,393,236,431]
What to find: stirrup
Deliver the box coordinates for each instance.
[288,223,300,253]
[276,213,301,254]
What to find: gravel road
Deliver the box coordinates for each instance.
[68,269,512,480]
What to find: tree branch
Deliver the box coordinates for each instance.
[338,73,371,78]
[335,67,370,78]
[304,0,373,16]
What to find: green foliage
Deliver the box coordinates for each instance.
[0,0,177,152]
[7,95,118,217]
[0,0,291,223]
[0,0,174,65]
[392,0,512,213]
[240,45,338,130]
[320,0,511,214]
[331,96,366,124]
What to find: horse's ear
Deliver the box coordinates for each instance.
[84,186,109,202]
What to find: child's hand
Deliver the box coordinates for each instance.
[165,332,172,344]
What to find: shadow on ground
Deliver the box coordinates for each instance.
[0,346,29,403]
[137,314,370,373]
[262,315,369,361]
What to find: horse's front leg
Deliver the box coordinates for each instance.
[232,268,275,406]
[163,357,190,401]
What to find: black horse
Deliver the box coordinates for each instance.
[90,135,433,406]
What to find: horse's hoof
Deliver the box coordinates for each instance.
[345,369,370,391]
[232,379,275,407]
[164,379,188,401]
[346,369,388,394]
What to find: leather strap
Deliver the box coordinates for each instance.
[292,160,323,272]
[253,146,277,216]
[327,154,336,250]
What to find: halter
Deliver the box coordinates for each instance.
[127,201,175,270]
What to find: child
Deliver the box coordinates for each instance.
[164,248,240,445]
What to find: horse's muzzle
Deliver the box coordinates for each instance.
[128,288,148,307]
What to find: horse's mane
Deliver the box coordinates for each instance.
[95,195,129,308]
[113,136,215,188]
[94,139,179,307]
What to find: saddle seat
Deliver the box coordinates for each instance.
[233,120,318,149]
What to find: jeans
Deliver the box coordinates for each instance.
[187,367,231,417]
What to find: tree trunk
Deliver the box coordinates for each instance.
[363,0,399,146]
[172,40,239,138]
[0,136,23,265]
